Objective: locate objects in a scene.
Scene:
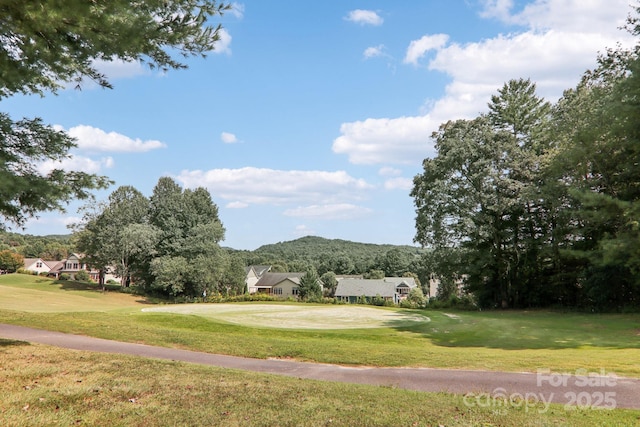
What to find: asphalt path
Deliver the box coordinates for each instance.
[1,323,639,410]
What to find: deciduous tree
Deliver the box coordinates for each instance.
[0,249,23,273]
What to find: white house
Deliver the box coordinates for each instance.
[245,265,271,294]
[23,258,56,275]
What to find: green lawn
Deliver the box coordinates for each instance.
[2,341,639,427]
[2,274,640,425]
[1,274,639,378]
[0,273,149,312]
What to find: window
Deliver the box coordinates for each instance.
[397,285,409,295]
[36,262,42,268]
[292,287,299,295]
[273,288,283,295]
[73,263,79,269]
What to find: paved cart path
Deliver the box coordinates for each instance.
[1,324,639,410]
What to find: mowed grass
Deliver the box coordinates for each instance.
[1,274,639,378]
[2,341,639,427]
[2,274,640,425]
[0,274,149,312]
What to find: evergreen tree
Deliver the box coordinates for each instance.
[298,267,322,301]
[0,1,230,229]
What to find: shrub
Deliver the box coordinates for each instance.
[372,294,386,306]
[427,293,478,310]
[74,269,91,282]
[59,273,70,281]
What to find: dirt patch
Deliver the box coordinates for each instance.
[141,304,430,330]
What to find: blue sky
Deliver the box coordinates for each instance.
[4,0,636,250]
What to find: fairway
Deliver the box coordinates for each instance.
[142,303,430,329]
[0,276,147,312]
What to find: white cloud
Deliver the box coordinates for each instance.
[481,0,630,34]
[403,34,449,66]
[345,9,383,26]
[66,58,146,90]
[176,167,373,206]
[37,156,114,175]
[332,115,437,165]
[379,167,402,177]
[479,0,516,22]
[284,204,372,220]
[60,125,166,153]
[93,58,146,80]
[229,3,245,19]
[214,28,232,54]
[334,0,634,166]
[226,201,249,209]
[221,132,239,144]
[364,45,386,59]
[384,177,413,191]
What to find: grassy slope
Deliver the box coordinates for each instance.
[2,274,640,425]
[0,274,147,312]
[0,274,639,378]
[2,342,639,427]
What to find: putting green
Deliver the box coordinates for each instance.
[142,304,430,329]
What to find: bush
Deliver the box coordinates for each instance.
[39,271,49,276]
[427,293,478,310]
[372,294,386,306]
[59,273,70,281]
[74,269,91,282]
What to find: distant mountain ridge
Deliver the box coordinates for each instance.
[254,235,421,255]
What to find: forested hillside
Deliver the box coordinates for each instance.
[232,236,426,278]
[0,231,73,260]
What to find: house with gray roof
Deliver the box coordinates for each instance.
[335,277,417,305]
[252,272,305,298]
[245,265,272,294]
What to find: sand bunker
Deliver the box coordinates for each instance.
[142,303,430,330]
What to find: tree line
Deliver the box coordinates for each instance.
[0,232,73,261]
[234,236,425,276]
[411,12,640,311]
[74,177,245,298]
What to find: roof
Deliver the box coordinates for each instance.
[245,265,271,276]
[24,258,60,270]
[48,261,65,272]
[255,272,304,288]
[335,277,417,298]
[383,277,417,288]
[335,279,396,298]
[23,258,41,268]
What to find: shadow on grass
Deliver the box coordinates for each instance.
[0,338,30,347]
[54,280,105,291]
[52,280,156,305]
[385,309,640,351]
